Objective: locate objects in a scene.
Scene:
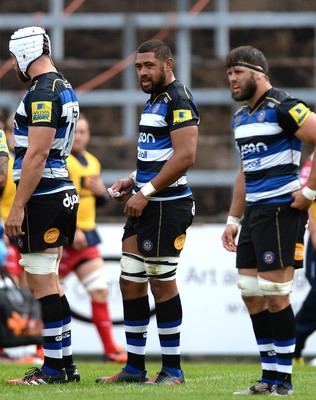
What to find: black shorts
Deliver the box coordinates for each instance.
[17,188,79,253]
[122,196,195,257]
[237,203,308,272]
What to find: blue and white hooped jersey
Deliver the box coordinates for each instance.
[233,87,311,205]
[136,79,199,201]
[13,72,79,196]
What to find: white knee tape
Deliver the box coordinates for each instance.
[144,257,178,281]
[237,275,263,297]
[19,252,59,275]
[120,253,147,283]
[258,276,293,296]
[81,268,108,291]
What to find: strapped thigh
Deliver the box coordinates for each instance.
[144,257,179,281]
[120,252,147,282]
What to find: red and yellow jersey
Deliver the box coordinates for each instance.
[66,150,101,231]
[1,152,15,223]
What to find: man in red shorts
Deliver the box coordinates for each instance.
[59,113,126,363]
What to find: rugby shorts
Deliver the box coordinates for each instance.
[123,195,195,257]
[237,203,308,272]
[59,245,101,276]
[17,188,79,253]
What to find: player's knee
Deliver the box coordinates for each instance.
[19,252,59,275]
[258,276,293,296]
[120,253,147,283]
[144,257,178,281]
[237,274,263,297]
[81,268,108,292]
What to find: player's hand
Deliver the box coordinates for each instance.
[221,224,239,252]
[291,189,313,210]
[5,208,25,238]
[86,175,106,197]
[124,191,148,217]
[72,228,88,250]
[108,177,134,201]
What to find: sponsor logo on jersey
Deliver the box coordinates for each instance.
[294,242,304,261]
[243,159,261,170]
[173,109,192,124]
[138,149,148,159]
[44,228,60,244]
[288,103,310,127]
[139,132,155,143]
[31,101,52,123]
[239,142,268,158]
[174,234,186,250]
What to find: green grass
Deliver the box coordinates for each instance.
[1,361,316,399]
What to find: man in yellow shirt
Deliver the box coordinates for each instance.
[59,113,126,363]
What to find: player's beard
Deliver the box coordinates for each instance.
[141,68,166,95]
[231,74,257,102]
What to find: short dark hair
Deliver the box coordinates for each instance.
[137,40,172,61]
[225,46,269,75]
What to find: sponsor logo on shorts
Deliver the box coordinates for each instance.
[263,251,275,264]
[63,192,79,209]
[44,228,60,244]
[17,237,24,249]
[174,234,186,250]
[142,240,153,251]
[294,242,304,261]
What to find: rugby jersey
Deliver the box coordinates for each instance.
[13,72,79,195]
[232,87,311,205]
[135,79,199,201]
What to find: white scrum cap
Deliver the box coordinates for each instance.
[9,26,51,79]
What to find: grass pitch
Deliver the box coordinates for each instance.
[1,361,316,399]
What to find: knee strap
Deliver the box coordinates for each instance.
[19,252,59,275]
[144,257,179,281]
[81,268,108,291]
[258,276,293,296]
[120,252,147,283]
[237,274,263,297]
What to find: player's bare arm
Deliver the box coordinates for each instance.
[292,112,316,210]
[5,126,55,238]
[222,163,246,252]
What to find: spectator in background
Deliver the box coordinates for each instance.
[293,153,316,366]
[59,113,127,364]
[221,45,316,396]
